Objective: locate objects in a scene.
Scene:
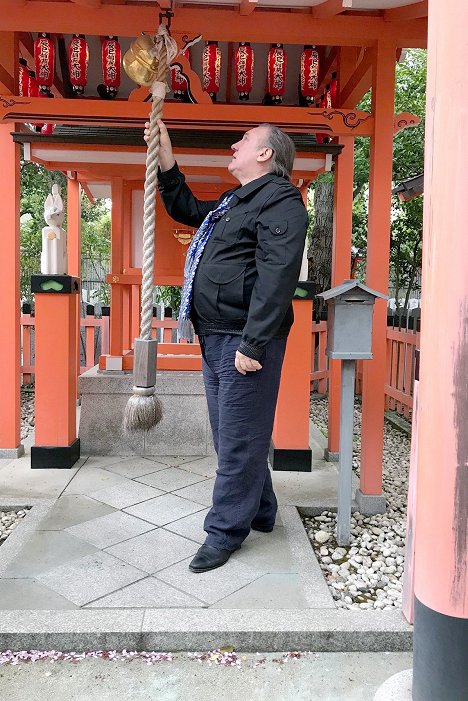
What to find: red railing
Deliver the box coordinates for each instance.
[20,314,110,383]
[310,321,419,418]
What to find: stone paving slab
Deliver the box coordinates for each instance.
[0,578,80,610]
[212,573,310,609]
[163,507,210,544]
[173,478,216,506]
[106,529,199,574]
[84,576,206,609]
[89,480,165,509]
[124,493,206,526]
[135,467,207,492]
[155,555,263,606]
[39,495,116,530]
[99,457,167,479]
[65,511,156,549]
[36,552,148,607]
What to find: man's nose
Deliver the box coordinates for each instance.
[231,141,239,151]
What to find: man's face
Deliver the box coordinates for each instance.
[228,126,270,184]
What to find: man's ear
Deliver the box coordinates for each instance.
[257,147,273,164]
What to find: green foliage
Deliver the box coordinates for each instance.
[351,49,427,308]
[155,286,182,316]
[20,158,111,306]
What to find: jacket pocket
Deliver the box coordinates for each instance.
[197,264,246,321]
[212,211,248,242]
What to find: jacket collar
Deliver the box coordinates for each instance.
[231,172,286,201]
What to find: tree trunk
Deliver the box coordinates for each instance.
[307,180,334,294]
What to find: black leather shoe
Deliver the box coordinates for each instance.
[251,523,274,533]
[189,544,238,573]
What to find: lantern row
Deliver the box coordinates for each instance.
[19,35,338,108]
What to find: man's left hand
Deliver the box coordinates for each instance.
[235,351,262,375]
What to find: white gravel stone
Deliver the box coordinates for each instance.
[0,509,28,543]
[315,530,331,544]
[305,395,411,611]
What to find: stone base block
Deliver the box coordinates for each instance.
[79,366,214,457]
[324,448,339,462]
[374,669,412,700]
[0,445,25,459]
[269,444,312,472]
[355,488,387,515]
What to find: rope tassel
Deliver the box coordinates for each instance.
[122,24,178,433]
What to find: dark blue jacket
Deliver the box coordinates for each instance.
[158,163,308,360]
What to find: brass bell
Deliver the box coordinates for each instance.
[123,34,160,87]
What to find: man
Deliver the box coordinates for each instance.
[149,120,308,573]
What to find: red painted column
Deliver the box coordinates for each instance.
[327,135,354,460]
[412,1,468,696]
[358,39,395,511]
[109,177,124,361]
[327,47,358,461]
[67,177,81,386]
[0,123,22,457]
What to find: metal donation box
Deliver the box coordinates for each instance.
[318,280,387,545]
[320,280,387,360]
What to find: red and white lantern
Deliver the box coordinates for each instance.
[34,33,55,96]
[171,48,190,100]
[97,36,121,100]
[27,69,39,98]
[267,44,287,104]
[235,42,254,101]
[68,34,89,95]
[202,41,221,101]
[18,58,30,97]
[329,71,338,107]
[300,45,319,105]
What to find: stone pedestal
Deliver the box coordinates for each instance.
[79,367,214,457]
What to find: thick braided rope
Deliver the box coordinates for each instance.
[139,27,178,341]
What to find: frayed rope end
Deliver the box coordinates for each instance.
[123,388,163,433]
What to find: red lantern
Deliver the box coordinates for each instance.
[267,44,287,104]
[27,70,39,98]
[68,34,89,95]
[171,48,190,100]
[329,71,338,107]
[235,42,254,101]
[34,33,55,96]
[202,41,221,100]
[18,58,29,97]
[300,46,319,105]
[97,36,121,100]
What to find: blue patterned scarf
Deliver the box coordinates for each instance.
[178,194,235,339]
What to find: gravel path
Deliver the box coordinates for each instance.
[21,386,35,441]
[0,510,28,546]
[304,396,410,611]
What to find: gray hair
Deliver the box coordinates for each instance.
[259,123,296,180]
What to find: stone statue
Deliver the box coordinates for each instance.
[41,184,67,275]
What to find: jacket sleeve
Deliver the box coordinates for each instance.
[157,162,219,228]
[237,184,308,360]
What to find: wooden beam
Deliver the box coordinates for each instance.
[384,1,428,21]
[70,0,101,7]
[339,48,374,108]
[0,96,376,137]
[0,4,428,48]
[0,63,15,94]
[311,0,352,20]
[240,0,257,15]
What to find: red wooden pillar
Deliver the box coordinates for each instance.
[67,176,81,386]
[121,181,132,352]
[411,1,468,695]
[271,298,313,471]
[357,39,396,514]
[108,177,124,367]
[31,278,80,469]
[327,47,358,462]
[0,123,22,457]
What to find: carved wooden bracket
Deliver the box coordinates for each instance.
[393,112,421,135]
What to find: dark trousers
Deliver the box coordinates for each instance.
[199,333,287,550]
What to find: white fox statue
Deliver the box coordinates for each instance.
[40,184,67,275]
